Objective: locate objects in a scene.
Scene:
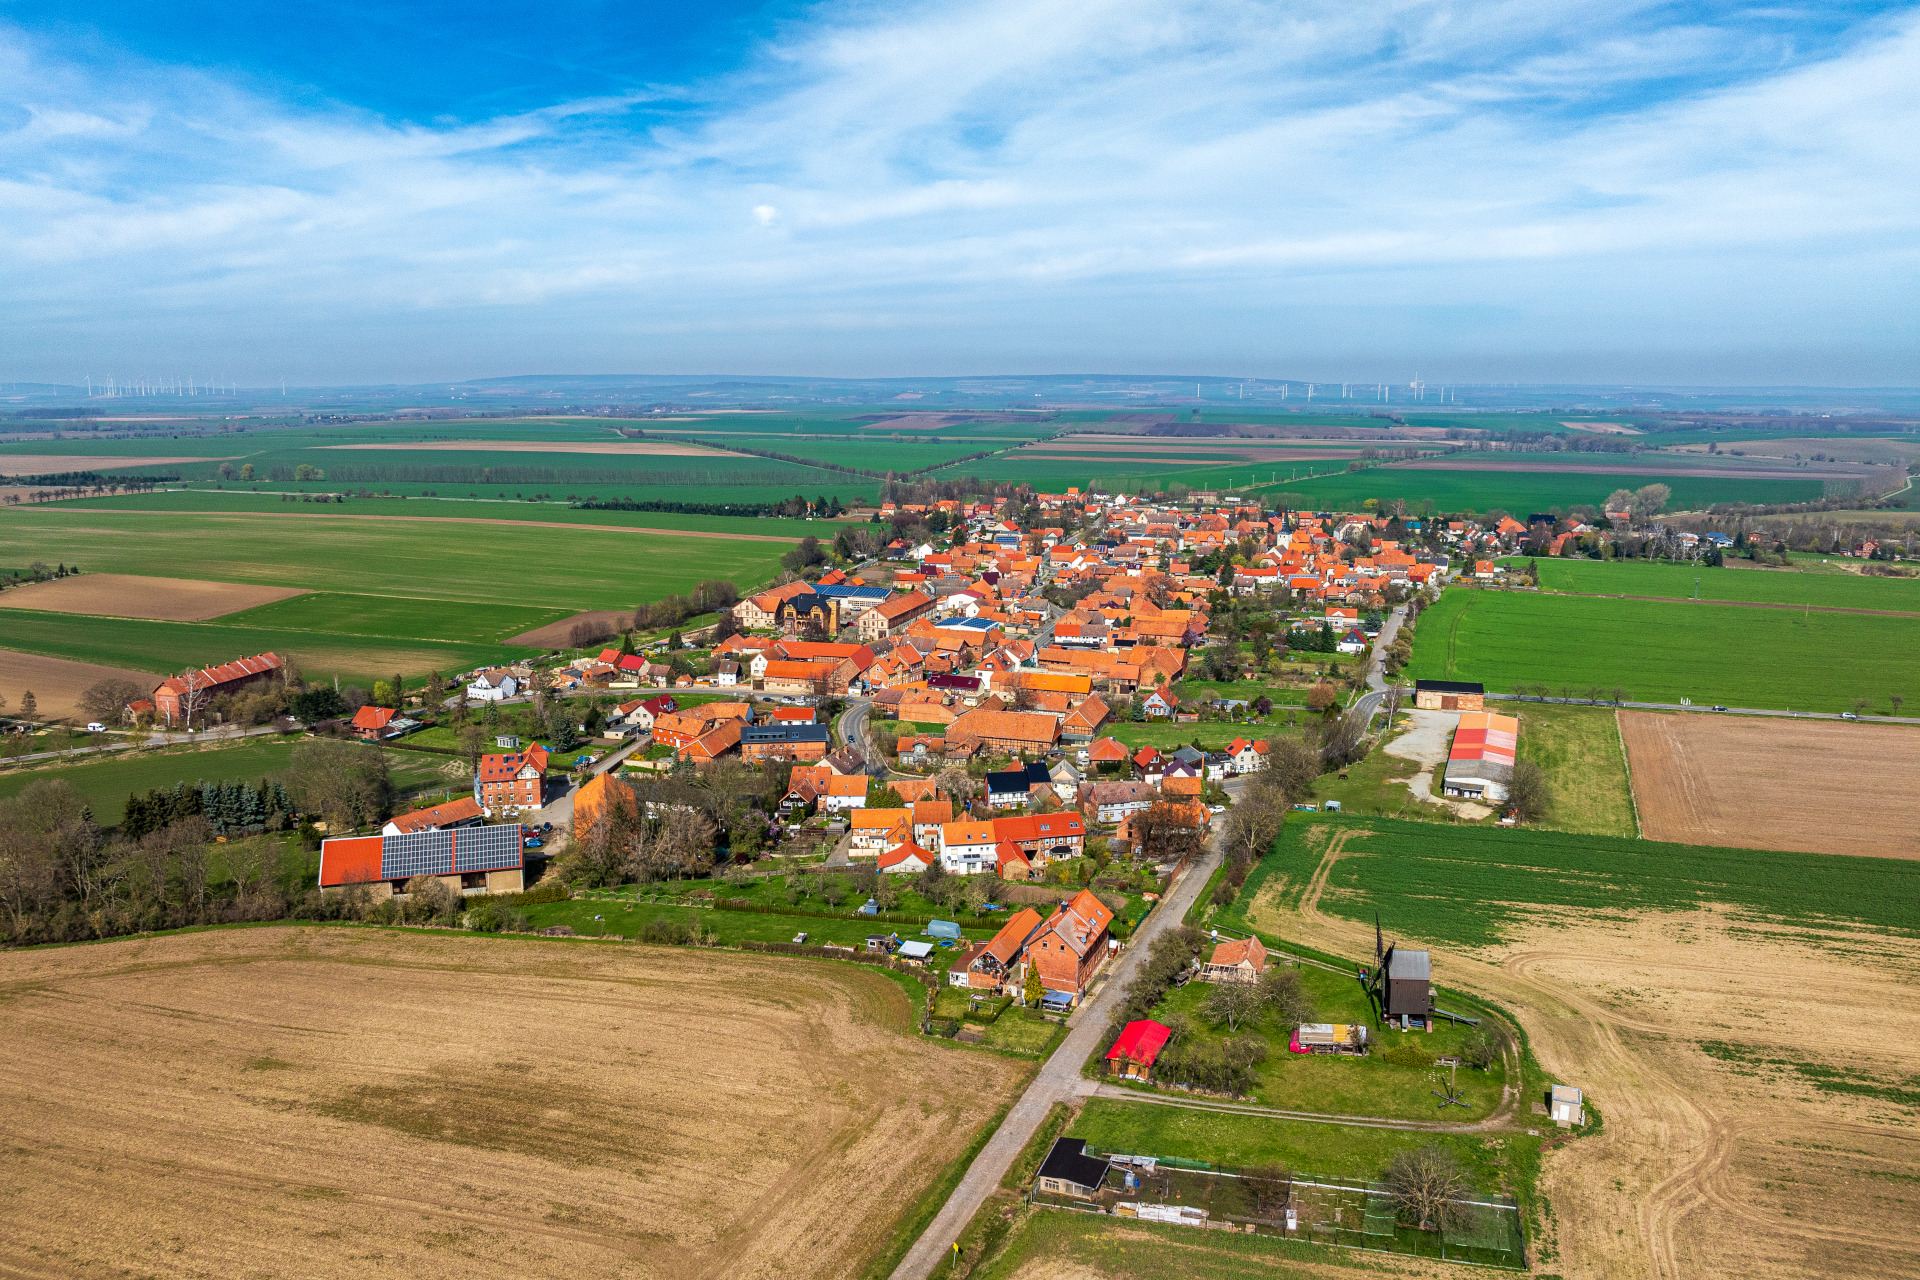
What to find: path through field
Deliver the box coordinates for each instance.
[1277,825,1920,1280]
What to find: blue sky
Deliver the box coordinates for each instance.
[1,0,1916,386]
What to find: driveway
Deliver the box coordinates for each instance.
[887,831,1223,1280]
[1381,708,1490,819]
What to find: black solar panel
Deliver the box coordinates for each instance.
[378,825,523,880]
[453,824,524,874]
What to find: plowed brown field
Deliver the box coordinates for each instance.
[0,648,159,718]
[0,572,305,621]
[1618,710,1920,859]
[0,928,1024,1280]
[1238,824,1920,1280]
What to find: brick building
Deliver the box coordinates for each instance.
[153,652,283,727]
[474,743,549,816]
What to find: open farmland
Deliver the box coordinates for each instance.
[0,648,158,721]
[0,573,306,621]
[0,509,789,609]
[1618,711,1920,859]
[1257,468,1824,512]
[1528,557,1920,612]
[55,489,828,535]
[1223,816,1920,1280]
[0,737,456,826]
[1409,587,1920,712]
[0,608,539,684]
[0,927,1024,1280]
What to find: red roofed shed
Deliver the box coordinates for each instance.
[1105,1019,1172,1080]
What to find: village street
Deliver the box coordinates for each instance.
[888,826,1222,1280]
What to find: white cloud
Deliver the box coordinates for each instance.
[0,1,1915,380]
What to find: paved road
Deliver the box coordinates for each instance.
[1348,604,1409,727]
[1486,692,1920,726]
[887,832,1222,1280]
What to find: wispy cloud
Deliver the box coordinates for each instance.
[0,0,1915,382]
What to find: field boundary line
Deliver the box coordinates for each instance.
[1614,708,1643,839]
[18,506,805,543]
[1537,589,1920,619]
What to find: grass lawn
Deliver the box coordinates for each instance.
[1109,722,1290,750]
[1409,586,1920,713]
[1067,1098,1524,1190]
[518,896,1000,949]
[1509,702,1636,837]
[1521,555,1920,612]
[971,1207,1399,1280]
[0,507,791,610]
[1142,973,1506,1122]
[977,1009,1059,1055]
[0,736,452,826]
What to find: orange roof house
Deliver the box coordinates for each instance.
[573,771,638,833]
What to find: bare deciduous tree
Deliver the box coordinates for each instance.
[1203,979,1264,1032]
[1385,1144,1470,1232]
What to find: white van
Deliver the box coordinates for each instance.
[85,721,107,733]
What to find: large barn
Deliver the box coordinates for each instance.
[1442,711,1518,802]
[318,824,528,900]
[1414,679,1485,711]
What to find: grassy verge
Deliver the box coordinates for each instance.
[1509,701,1636,837]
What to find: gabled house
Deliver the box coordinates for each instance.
[986,761,1053,809]
[818,774,869,812]
[964,907,1044,990]
[937,820,998,875]
[878,838,935,875]
[466,669,518,702]
[475,744,549,817]
[1203,935,1267,983]
[1028,889,1116,999]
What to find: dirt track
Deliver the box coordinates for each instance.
[0,928,1024,1280]
[0,572,305,621]
[1619,710,1920,859]
[1261,825,1920,1280]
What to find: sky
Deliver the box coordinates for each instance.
[1,0,1916,387]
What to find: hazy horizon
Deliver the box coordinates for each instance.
[2,1,1915,386]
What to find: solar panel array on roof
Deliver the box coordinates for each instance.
[382,828,454,880]
[377,825,523,880]
[453,824,525,874]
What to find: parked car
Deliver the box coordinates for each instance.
[1711,705,1729,712]
[523,837,543,849]
[85,721,107,732]
[540,821,553,832]
[1841,712,1859,720]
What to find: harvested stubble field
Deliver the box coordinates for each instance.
[0,646,156,719]
[1226,818,1920,1280]
[0,572,306,622]
[1618,710,1920,860]
[0,927,1025,1280]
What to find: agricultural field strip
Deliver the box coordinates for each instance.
[1407,588,1920,711]
[1244,816,1920,951]
[1519,557,1920,612]
[0,599,564,647]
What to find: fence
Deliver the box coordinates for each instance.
[1034,1152,1527,1271]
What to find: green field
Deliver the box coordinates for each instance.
[0,737,454,826]
[216,593,568,646]
[0,509,790,610]
[1508,703,1637,837]
[1523,557,1920,612]
[1257,468,1823,513]
[0,608,536,683]
[1409,587,1920,712]
[1240,816,1920,951]
[54,489,829,536]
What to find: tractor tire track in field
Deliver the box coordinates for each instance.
[1285,827,1920,1280]
[1539,588,1920,619]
